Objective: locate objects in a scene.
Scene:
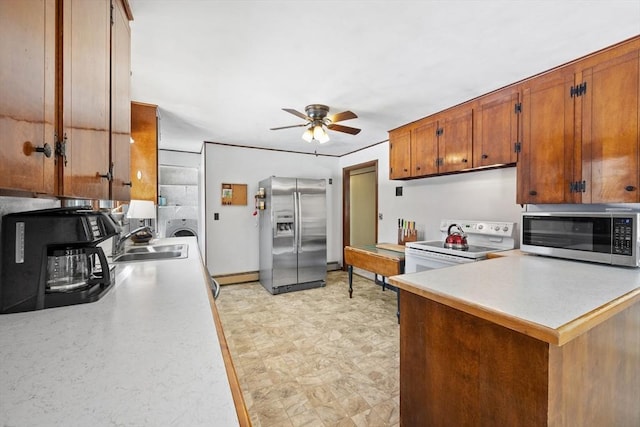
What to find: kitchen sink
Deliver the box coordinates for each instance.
[113,244,188,263]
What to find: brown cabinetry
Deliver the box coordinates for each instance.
[389,126,411,179]
[130,102,159,202]
[411,119,438,176]
[390,105,473,180]
[473,86,519,168]
[580,48,640,203]
[518,39,640,204]
[110,0,132,201]
[59,0,111,199]
[0,0,132,201]
[436,106,473,174]
[0,0,56,195]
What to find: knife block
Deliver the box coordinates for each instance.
[398,228,417,245]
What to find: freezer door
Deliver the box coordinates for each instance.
[296,178,327,284]
[271,177,297,288]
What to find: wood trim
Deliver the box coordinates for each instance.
[204,141,340,158]
[342,160,378,270]
[213,272,259,285]
[203,266,252,427]
[120,0,133,21]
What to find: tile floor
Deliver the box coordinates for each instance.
[216,270,400,427]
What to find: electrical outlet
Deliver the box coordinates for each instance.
[214,213,219,220]
[396,186,403,196]
[378,213,383,220]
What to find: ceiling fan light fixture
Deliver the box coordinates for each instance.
[302,127,314,142]
[317,127,330,144]
[313,123,326,141]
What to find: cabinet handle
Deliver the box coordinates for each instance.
[529,190,537,196]
[403,168,408,172]
[35,143,53,158]
[123,182,133,187]
[482,154,488,159]
[461,158,468,163]
[625,185,636,192]
[416,166,421,171]
[99,170,113,181]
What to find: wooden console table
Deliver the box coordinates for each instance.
[344,244,405,319]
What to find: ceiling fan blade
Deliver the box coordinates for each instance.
[327,123,361,135]
[330,110,357,123]
[282,108,310,121]
[270,123,308,131]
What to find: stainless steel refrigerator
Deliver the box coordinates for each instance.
[259,177,327,294]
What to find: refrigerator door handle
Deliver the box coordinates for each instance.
[297,191,303,251]
[293,191,299,253]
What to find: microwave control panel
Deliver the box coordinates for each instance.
[613,217,633,255]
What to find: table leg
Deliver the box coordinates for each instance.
[348,265,353,298]
[396,290,400,323]
[382,276,386,291]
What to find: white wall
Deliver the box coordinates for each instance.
[204,143,341,275]
[339,142,524,246]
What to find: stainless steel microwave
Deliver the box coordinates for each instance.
[521,212,640,267]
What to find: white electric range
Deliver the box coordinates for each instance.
[405,219,516,273]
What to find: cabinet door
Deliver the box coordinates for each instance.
[110,0,132,202]
[518,71,576,204]
[130,102,158,202]
[474,88,519,168]
[389,127,412,179]
[0,0,56,194]
[438,106,472,174]
[60,0,111,199]
[412,119,438,176]
[581,49,640,203]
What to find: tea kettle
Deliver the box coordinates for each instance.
[444,224,468,250]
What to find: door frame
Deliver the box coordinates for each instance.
[342,160,378,269]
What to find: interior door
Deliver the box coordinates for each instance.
[297,178,326,284]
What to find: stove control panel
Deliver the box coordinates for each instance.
[439,220,516,238]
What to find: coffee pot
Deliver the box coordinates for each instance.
[1,207,118,314]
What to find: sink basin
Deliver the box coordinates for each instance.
[113,244,188,263]
[125,244,187,254]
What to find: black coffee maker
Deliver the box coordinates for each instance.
[0,206,119,314]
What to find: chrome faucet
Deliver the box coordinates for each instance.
[114,226,153,254]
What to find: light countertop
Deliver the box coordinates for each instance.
[390,255,640,345]
[0,237,239,426]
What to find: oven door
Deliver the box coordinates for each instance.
[405,247,476,273]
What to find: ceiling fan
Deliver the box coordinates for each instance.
[270,104,361,143]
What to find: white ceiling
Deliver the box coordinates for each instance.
[128,0,640,156]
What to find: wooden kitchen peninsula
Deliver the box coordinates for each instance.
[389,255,640,426]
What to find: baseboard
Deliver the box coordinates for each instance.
[213,262,343,285]
[213,272,259,285]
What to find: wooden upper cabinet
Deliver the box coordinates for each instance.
[389,127,412,179]
[60,0,111,199]
[518,70,576,204]
[130,102,158,202]
[473,87,519,168]
[580,48,640,203]
[0,0,56,195]
[438,106,473,174]
[110,0,132,202]
[412,119,438,176]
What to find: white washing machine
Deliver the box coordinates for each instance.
[165,218,198,238]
